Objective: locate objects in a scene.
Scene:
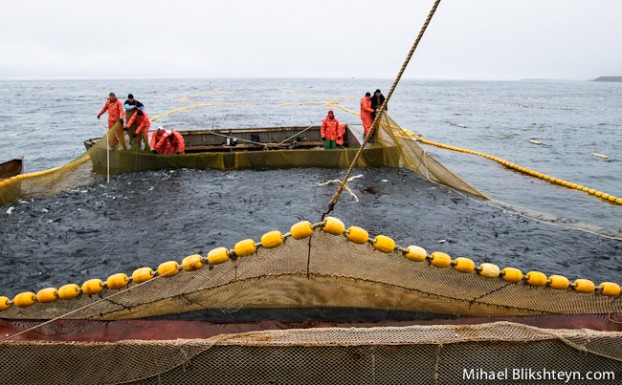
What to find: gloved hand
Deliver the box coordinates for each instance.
[152,150,157,154]
[118,119,124,125]
[132,133,137,138]
[97,114,101,119]
[321,137,325,141]
[123,127,128,131]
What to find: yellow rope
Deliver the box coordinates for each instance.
[322,0,443,219]
[414,136,622,205]
[150,102,256,122]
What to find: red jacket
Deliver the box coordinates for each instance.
[321,116,340,141]
[154,131,185,154]
[150,129,165,150]
[126,111,151,137]
[360,96,374,133]
[98,98,124,127]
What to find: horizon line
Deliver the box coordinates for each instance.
[0,76,601,82]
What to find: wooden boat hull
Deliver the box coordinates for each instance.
[0,157,23,179]
[86,145,398,174]
[84,125,397,174]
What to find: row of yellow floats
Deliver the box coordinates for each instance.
[1,217,620,311]
[415,137,622,205]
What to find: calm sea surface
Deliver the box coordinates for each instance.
[0,78,620,295]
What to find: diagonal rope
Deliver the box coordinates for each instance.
[322,0,443,219]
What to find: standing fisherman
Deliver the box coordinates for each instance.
[360,92,374,140]
[97,92,125,148]
[370,89,387,120]
[320,110,340,150]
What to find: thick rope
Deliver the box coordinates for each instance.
[322,0,442,219]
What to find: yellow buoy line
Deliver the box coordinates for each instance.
[1,217,619,314]
[416,136,621,206]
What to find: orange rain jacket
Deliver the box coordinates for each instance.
[336,124,347,146]
[360,96,374,135]
[125,111,151,138]
[150,129,165,150]
[98,98,124,128]
[154,130,185,154]
[321,115,340,141]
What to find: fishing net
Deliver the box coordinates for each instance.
[1,114,620,384]
[1,322,621,385]
[2,226,620,321]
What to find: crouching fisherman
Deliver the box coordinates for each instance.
[153,129,185,154]
[125,109,151,149]
[150,126,166,150]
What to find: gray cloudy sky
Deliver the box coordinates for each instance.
[1,0,620,80]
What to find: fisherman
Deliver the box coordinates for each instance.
[96,92,125,148]
[320,110,340,150]
[123,93,144,112]
[336,123,347,147]
[123,94,144,144]
[360,92,375,139]
[125,109,151,149]
[370,89,387,120]
[153,129,185,154]
[150,126,166,150]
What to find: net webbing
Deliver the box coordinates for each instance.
[2,227,619,322]
[0,322,620,385]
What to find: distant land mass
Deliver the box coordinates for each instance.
[593,76,622,82]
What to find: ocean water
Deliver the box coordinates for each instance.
[0,78,620,296]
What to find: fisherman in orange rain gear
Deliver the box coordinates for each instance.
[125,109,151,149]
[360,92,375,139]
[97,92,125,148]
[320,110,339,150]
[153,129,185,154]
[150,126,166,150]
[336,123,347,147]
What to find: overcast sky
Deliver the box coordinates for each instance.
[1,0,620,80]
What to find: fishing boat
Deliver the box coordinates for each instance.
[0,157,23,179]
[83,125,399,174]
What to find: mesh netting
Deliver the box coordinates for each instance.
[375,112,487,198]
[1,322,620,384]
[2,228,620,321]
